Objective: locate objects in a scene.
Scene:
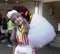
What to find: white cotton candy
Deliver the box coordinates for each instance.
[28,13,56,48]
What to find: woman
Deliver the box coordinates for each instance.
[7,10,35,54]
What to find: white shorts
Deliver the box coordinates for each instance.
[14,45,36,54]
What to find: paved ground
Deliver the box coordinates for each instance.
[36,45,60,54]
[0,42,12,54]
[0,42,60,54]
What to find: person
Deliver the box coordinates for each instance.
[0,14,2,35]
[1,17,8,42]
[13,6,31,23]
[6,10,30,54]
[7,19,15,47]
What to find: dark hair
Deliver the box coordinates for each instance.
[0,13,2,17]
[13,6,31,23]
[13,6,18,11]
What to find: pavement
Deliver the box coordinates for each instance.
[0,42,12,54]
[0,42,60,54]
[36,45,60,54]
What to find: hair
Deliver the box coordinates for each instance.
[0,13,2,17]
[13,6,31,23]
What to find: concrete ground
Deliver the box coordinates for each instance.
[36,45,60,54]
[0,42,12,54]
[0,42,60,54]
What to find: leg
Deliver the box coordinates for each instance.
[10,35,17,54]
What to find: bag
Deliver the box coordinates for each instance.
[14,45,36,54]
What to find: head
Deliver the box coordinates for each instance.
[7,10,23,26]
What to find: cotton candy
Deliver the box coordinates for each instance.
[28,13,56,48]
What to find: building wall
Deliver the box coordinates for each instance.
[0,2,35,18]
[0,2,43,19]
[52,2,60,23]
[42,3,59,32]
[42,0,60,2]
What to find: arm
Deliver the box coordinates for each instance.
[23,18,30,34]
[10,27,17,45]
[10,27,17,54]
